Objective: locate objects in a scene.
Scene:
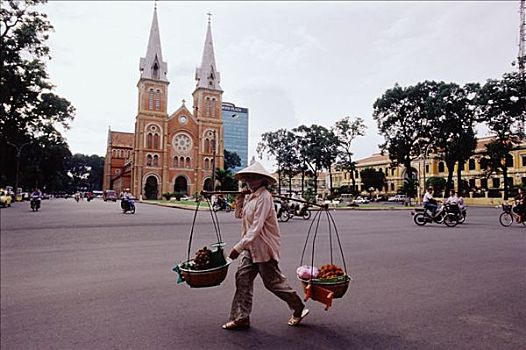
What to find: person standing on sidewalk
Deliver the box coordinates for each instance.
[222,162,309,330]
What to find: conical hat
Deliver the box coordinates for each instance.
[235,161,277,184]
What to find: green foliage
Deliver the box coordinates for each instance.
[0,0,75,191]
[476,72,526,199]
[214,168,237,191]
[334,116,366,191]
[224,150,241,170]
[359,167,385,192]
[425,176,447,195]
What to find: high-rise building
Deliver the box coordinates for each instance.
[221,102,248,172]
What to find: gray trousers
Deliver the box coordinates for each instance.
[229,252,305,322]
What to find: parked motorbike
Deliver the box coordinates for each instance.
[30,196,41,212]
[121,197,136,214]
[412,203,458,227]
[212,197,232,212]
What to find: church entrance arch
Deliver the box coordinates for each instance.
[203,177,213,191]
[144,175,159,200]
[174,176,188,195]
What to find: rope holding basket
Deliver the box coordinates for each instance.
[297,204,352,310]
[172,195,232,288]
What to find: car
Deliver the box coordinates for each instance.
[0,189,13,207]
[103,190,118,202]
[388,194,407,202]
[352,196,370,205]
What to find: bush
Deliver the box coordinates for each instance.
[162,192,172,200]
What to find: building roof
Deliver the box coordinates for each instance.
[139,8,168,82]
[110,131,134,148]
[356,153,390,166]
[195,20,221,90]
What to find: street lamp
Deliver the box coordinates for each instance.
[7,141,30,200]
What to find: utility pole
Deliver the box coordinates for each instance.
[212,130,216,191]
[519,0,525,76]
[7,141,30,199]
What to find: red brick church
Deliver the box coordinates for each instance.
[103,9,224,199]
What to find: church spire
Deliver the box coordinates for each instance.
[140,7,168,82]
[195,14,221,90]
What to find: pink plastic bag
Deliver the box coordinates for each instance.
[296,265,319,279]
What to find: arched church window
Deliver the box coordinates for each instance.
[206,97,211,117]
[155,89,161,111]
[204,158,209,170]
[205,138,210,154]
[186,157,191,168]
[173,157,178,168]
[210,98,216,118]
[146,154,152,166]
[147,133,153,149]
[153,155,159,167]
[148,89,154,110]
[153,133,160,149]
[180,156,185,167]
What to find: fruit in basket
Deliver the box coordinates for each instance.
[317,264,345,280]
[193,247,212,270]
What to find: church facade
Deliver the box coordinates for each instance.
[103,9,224,199]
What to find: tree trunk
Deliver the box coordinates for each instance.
[277,167,281,195]
[289,173,292,194]
[503,165,509,200]
[329,167,334,195]
[351,170,356,194]
[456,160,464,195]
[445,160,455,198]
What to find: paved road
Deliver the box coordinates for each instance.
[1,199,525,350]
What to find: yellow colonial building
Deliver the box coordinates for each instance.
[331,136,526,205]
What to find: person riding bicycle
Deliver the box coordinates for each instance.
[423,187,439,218]
[513,188,525,222]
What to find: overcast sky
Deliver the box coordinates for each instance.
[42,1,521,170]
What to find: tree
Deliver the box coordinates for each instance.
[0,0,75,188]
[359,167,385,198]
[373,83,432,199]
[224,149,241,171]
[257,129,301,195]
[476,72,526,199]
[293,124,335,197]
[426,176,447,196]
[428,82,478,196]
[333,116,366,194]
[214,168,237,191]
[65,153,104,191]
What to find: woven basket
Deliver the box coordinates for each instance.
[177,258,232,288]
[298,275,351,299]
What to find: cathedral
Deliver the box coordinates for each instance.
[102,8,225,199]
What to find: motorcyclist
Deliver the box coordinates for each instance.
[513,188,525,222]
[31,188,42,201]
[121,188,132,211]
[290,192,304,214]
[423,187,439,218]
[445,190,459,205]
[30,188,42,210]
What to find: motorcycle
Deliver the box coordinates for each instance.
[121,197,136,214]
[30,195,41,212]
[286,202,311,220]
[412,203,458,227]
[275,200,292,222]
[212,198,232,212]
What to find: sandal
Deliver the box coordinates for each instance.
[222,319,250,330]
[287,308,310,326]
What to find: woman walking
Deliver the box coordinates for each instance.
[222,162,309,330]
